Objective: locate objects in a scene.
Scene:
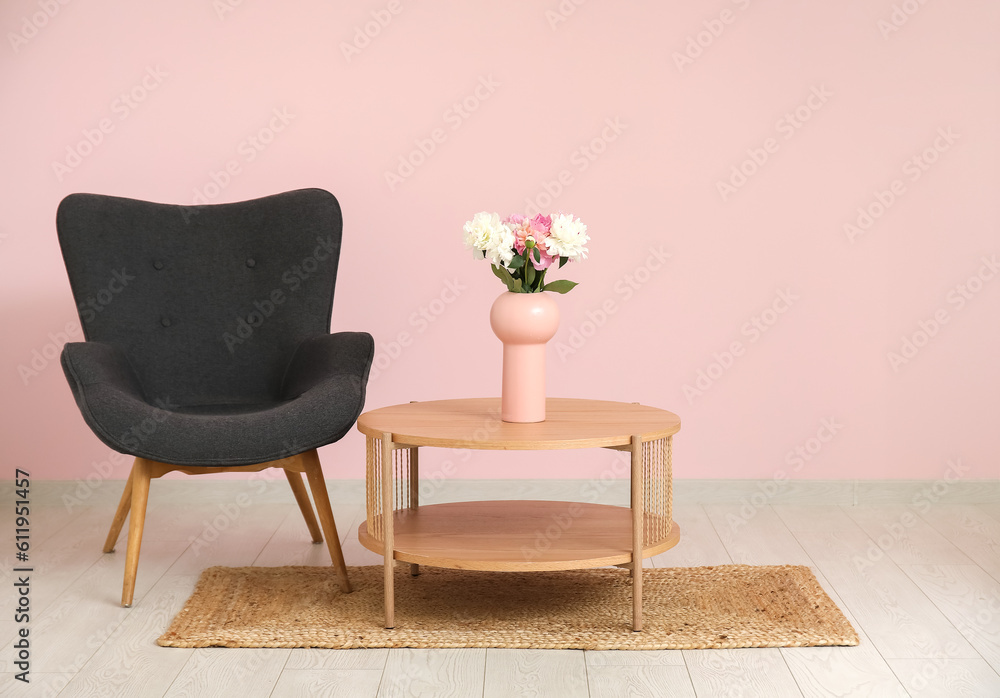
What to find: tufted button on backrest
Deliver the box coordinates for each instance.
[153,260,164,270]
[160,317,171,327]
[246,258,256,268]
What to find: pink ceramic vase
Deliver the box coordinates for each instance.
[489,291,560,423]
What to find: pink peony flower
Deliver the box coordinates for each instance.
[505,215,555,269]
[528,213,551,235]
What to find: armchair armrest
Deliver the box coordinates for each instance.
[61,341,154,453]
[281,332,375,399]
[61,341,144,401]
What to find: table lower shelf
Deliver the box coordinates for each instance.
[358,500,680,572]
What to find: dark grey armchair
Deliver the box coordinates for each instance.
[56,188,373,606]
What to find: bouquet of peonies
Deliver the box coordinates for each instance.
[462,212,589,293]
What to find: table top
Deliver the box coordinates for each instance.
[356,398,681,450]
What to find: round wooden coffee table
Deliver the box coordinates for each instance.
[356,397,681,631]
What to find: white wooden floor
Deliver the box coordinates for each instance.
[2,479,1000,697]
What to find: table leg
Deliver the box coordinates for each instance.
[409,447,420,577]
[381,431,395,629]
[631,433,643,632]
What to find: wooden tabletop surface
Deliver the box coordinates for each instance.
[356,397,681,450]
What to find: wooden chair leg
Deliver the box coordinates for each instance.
[122,458,152,607]
[283,469,323,543]
[103,468,134,553]
[301,450,352,594]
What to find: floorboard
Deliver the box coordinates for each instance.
[284,648,389,671]
[584,649,685,666]
[682,648,803,697]
[587,665,696,697]
[918,505,1000,584]
[703,503,813,566]
[162,648,287,698]
[377,648,485,698]
[844,506,976,566]
[484,649,588,698]
[900,564,1000,672]
[269,669,382,698]
[886,657,1000,697]
[56,574,198,697]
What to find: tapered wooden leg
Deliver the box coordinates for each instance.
[103,468,134,553]
[631,434,643,632]
[301,450,351,594]
[121,458,152,607]
[284,468,323,543]
[381,432,395,628]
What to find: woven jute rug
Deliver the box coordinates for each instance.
[157,564,858,650]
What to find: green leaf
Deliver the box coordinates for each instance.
[525,264,535,287]
[532,248,541,264]
[492,264,517,292]
[559,256,569,269]
[509,254,525,269]
[541,279,578,294]
[511,277,523,292]
[490,264,506,281]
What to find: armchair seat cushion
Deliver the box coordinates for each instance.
[62,332,374,467]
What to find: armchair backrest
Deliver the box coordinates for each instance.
[56,188,344,407]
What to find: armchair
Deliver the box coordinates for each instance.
[56,188,373,606]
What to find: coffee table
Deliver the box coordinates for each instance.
[356,397,681,631]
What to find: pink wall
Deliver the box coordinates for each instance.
[1,1,998,483]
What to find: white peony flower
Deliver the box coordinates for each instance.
[463,211,515,268]
[546,213,589,262]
